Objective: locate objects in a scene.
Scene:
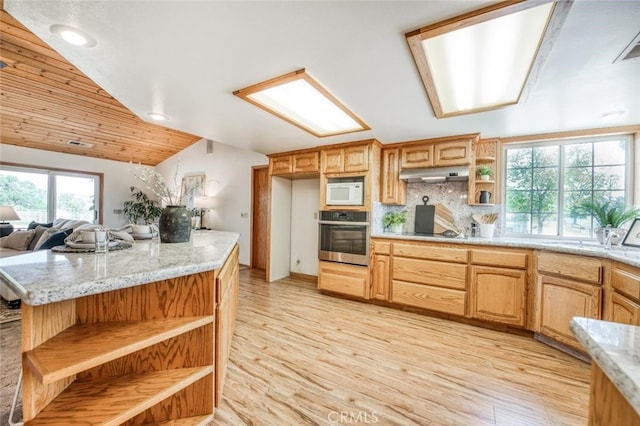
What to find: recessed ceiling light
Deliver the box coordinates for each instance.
[50,24,96,47]
[601,110,624,120]
[147,112,168,121]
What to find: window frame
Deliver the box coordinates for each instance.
[0,162,104,225]
[501,134,634,240]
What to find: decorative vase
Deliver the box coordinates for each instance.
[595,227,626,245]
[391,223,404,234]
[479,191,492,204]
[480,174,490,181]
[159,205,191,243]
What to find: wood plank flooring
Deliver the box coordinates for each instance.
[1,269,591,425]
[213,269,590,425]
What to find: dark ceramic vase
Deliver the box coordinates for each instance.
[159,205,191,243]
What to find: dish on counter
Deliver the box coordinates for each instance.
[131,233,154,240]
[66,241,119,249]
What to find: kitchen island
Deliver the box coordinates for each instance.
[0,230,239,425]
[570,317,640,425]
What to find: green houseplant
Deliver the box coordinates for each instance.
[579,198,640,244]
[123,186,162,230]
[383,210,407,234]
[476,165,493,181]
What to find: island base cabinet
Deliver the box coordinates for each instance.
[470,266,526,327]
[588,363,640,426]
[20,245,240,425]
[318,261,370,299]
[538,275,601,351]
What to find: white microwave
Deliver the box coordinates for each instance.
[326,182,364,206]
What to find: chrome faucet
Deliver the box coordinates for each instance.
[603,226,619,250]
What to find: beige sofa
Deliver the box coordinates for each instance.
[0,218,90,306]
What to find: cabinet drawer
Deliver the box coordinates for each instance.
[318,261,369,299]
[611,265,640,301]
[371,240,391,255]
[537,252,603,284]
[393,243,468,263]
[393,257,466,290]
[470,249,528,269]
[392,280,465,315]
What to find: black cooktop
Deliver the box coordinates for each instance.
[407,231,460,238]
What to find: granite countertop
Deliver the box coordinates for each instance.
[0,230,239,306]
[570,317,640,415]
[372,232,640,268]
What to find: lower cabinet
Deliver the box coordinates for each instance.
[318,261,370,299]
[470,266,527,327]
[538,274,602,350]
[607,263,640,325]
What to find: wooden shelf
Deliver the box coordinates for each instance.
[26,317,213,385]
[143,415,214,425]
[25,367,213,425]
[476,156,496,162]
[475,179,495,184]
[469,203,496,206]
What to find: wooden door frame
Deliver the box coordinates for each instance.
[250,165,269,273]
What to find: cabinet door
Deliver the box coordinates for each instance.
[293,151,319,173]
[470,266,526,327]
[400,144,434,169]
[322,148,344,173]
[371,254,390,301]
[434,140,471,166]
[269,155,293,175]
[318,261,369,299]
[539,275,601,350]
[344,145,369,172]
[380,148,406,205]
[609,292,640,326]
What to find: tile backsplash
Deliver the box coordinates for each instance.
[374,181,501,237]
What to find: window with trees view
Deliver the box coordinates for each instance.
[503,135,632,238]
[0,165,100,227]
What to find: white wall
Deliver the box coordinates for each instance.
[290,179,319,276]
[0,144,141,227]
[154,139,267,266]
[269,176,292,282]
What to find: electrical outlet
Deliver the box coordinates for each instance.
[240,212,249,218]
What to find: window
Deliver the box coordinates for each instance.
[0,164,101,227]
[503,135,632,238]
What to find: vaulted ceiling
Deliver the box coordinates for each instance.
[0,8,200,166]
[1,1,639,163]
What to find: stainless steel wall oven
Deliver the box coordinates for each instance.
[318,210,369,266]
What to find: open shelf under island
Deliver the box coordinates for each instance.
[0,230,239,424]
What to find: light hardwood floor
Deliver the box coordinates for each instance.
[1,269,591,425]
[213,269,590,425]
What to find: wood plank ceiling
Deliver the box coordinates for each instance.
[0,8,201,166]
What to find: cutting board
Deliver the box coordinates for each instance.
[415,204,435,234]
[433,203,458,234]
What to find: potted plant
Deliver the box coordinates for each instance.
[383,210,407,234]
[579,198,640,244]
[123,186,162,234]
[477,165,493,181]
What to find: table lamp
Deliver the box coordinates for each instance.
[0,206,21,237]
[194,196,215,230]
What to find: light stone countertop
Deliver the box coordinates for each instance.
[570,317,640,415]
[0,230,239,306]
[372,232,640,268]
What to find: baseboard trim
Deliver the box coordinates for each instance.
[289,272,317,284]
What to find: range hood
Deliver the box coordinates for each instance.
[399,165,469,183]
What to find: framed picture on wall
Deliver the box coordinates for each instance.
[621,218,640,247]
[180,175,205,208]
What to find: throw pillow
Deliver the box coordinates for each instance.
[28,225,51,251]
[27,221,53,230]
[0,230,36,250]
[37,228,73,250]
[32,227,61,250]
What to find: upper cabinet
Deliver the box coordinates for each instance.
[380,148,406,205]
[469,138,500,206]
[399,134,476,169]
[269,150,320,177]
[322,144,369,173]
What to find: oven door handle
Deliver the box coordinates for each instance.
[318,221,370,226]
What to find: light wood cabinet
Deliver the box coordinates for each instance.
[269,151,319,176]
[400,144,434,169]
[433,140,471,166]
[607,263,640,326]
[469,138,499,206]
[20,247,239,424]
[321,144,369,173]
[399,135,476,170]
[537,252,603,285]
[318,261,370,299]
[370,241,391,301]
[391,242,468,315]
[380,148,406,205]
